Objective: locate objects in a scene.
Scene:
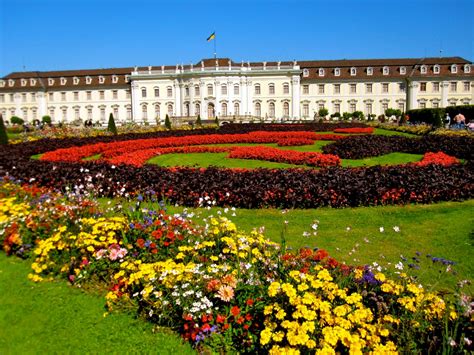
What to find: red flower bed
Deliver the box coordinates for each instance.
[333,127,374,134]
[277,138,316,146]
[414,152,460,166]
[228,146,341,167]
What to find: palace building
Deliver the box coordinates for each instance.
[0,56,472,125]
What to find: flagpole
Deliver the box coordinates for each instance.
[214,31,217,59]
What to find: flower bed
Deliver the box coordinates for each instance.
[1,180,472,353]
[333,127,374,134]
[414,152,460,167]
[277,138,319,146]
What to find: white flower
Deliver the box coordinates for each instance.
[311,223,318,231]
[302,231,310,237]
[393,226,400,232]
[395,261,404,270]
[346,226,351,231]
[379,227,384,233]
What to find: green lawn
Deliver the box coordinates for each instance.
[164,200,474,293]
[0,253,194,354]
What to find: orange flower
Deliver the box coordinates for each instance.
[222,274,237,288]
[217,285,235,302]
[231,306,240,317]
[206,279,221,292]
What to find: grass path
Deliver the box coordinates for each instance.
[0,253,194,354]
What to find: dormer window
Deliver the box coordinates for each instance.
[48,78,54,86]
[112,75,118,83]
[334,68,341,76]
[8,79,15,87]
[463,64,470,73]
[400,66,406,75]
[124,75,130,83]
[318,68,325,76]
[73,77,80,85]
[0,80,5,88]
[383,66,390,75]
[99,76,105,84]
[433,64,440,74]
[367,67,373,76]
[60,77,67,85]
[30,78,36,86]
[86,76,92,84]
[350,67,357,76]
[21,79,27,86]
[303,68,309,77]
[420,65,427,74]
[451,64,458,73]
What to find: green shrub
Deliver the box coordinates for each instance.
[352,111,365,120]
[318,108,329,118]
[164,114,171,130]
[10,116,24,125]
[342,112,352,120]
[42,115,52,125]
[196,114,202,126]
[107,113,117,135]
[215,116,219,126]
[406,108,444,127]
[0,114,8,145]
[445,105,474,122]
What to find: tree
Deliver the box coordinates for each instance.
[10,116,24,125]
[42,115,52,125]
[0,114,8,145]
[318,108,329,118]
[342,112,352,120]
[352,111,365,120]
[385,108,402,118]
[165,114,172,130]
[215,116,219,126]
[196,114,202,126]
[107,113,117,135]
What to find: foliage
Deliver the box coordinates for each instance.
[165,114,172,130]
[0,114,8,145]
[342,112,352,120]
[196,114,202,126]
[352,110,365,120]
[384,108,402,118]
[10,116,24,125]
[108,113,118,135]
[42,115,52,125]
[444,104,474,122]
[318,108,329,118]
[406,108,444,127]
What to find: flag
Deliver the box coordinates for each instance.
[207,32,216,42]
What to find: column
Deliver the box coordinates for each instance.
[189,81,194,116]
[215,80,220,116]
[227,79,233,116]
[130,81,140,122]
[441,81,449,108]
[408,82,419,110]
[291,75,301,119]
[200,81,206,118]
[246,79,252,116]
[174,80,182,116]
[37,92,46,117]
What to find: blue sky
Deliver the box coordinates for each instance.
[0,0,472,76]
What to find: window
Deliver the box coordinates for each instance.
[318,68,325,76]
[100,91,105,100]
[419,102,426,109]
[400,66,406,75]
[334,68,340,76]
[49,92,54,101]
[302,85,309,94]
[113,90,118,99]
[398,102,405,111]
[234,102,240,115]
[399,83,406,92]
[451,64,457,73]
[433,82,440,92]
[432,102,439,108]
[167,86,172,97]
[420,82,427,92]
[9,93,13,102]
[349,103,356,113]
[87,108,92,120]
[126,90,131,99]
[283,83,289,94]
[255,84,261,95]
[366,84,372,93]
[433,65,440,74]
[0,94,3,103]
[32,108,37,120]
[126,107,132,120]
[207,85,213,96]
[350,84,357,94]
[151,87,158,98]
[450,82,457,92]
[185,86,190,97]
[464,82,470,91]
[61,92,66,101]
[100,108,105,121]
[464,64,471,73]
[141,88,147,98]
[283,102,289,116]
[154,105,160,118]
[420,65,427,74]
[269,84,275,95]
[112,75,118,84]
[334,84,340,94]
[195,103,200,115]
[22,93,26,102]
[195,85,200,96]
[303,69,309,77]
[184,103,190,116]
[382,103,388,112]
[99,76,105,84]
[74,107,80,120]
[365,103,372,115]
[221,84,227,95]
[221,103,228,116]
[268,102,275,118]
[350,67,357,76]
[318,103,325,111]
[168,104,173,116]
[318,84,325,94]
[31,93,36,101]
[87,91,92,100]
[113,107,119,119]
[74,91,79,100]
[303,103,309,117]
[49,107,55,118]
[142,105,147,120]
[382,83,389,93]
[62,108,67,121]
[234,84,239,95]
[367,67,373,76]
[86,76,92,84]
[255,102,261,117]
[60,77,67,85]
[383,66,389,75]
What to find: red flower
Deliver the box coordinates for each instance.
[136,238,145,248]
[246,299,254,306]
[230,306,240,317]
[216,314,226,323]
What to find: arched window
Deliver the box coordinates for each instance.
[283,102,289,116]
[195,103,201,115]
[283,83,289,94]
[234,102,240,115]
[207,103,215,118]
[167,104,173,116]
[383,66,390,75]
[350,67,357,76]
[184,103,190,116]
[141,88,147,98]
[255,102,261,117]
[221,102,228,116]
[269,83,275,95]
[255,84,261,95]
[154,104,160,118]
[142,104,148,119]
[269,102,275,118]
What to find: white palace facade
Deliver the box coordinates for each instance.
[0,56,473,125]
